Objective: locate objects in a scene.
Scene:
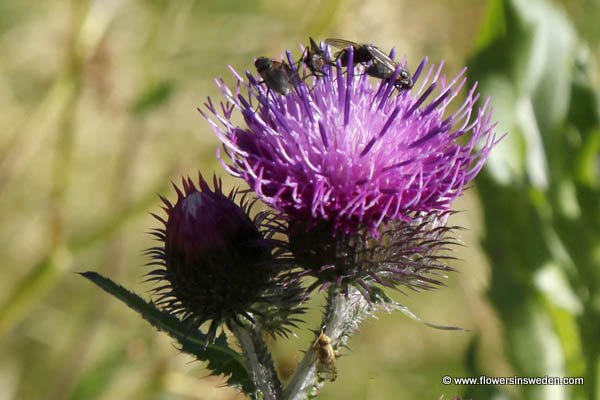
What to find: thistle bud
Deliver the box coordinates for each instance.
[146,175,303,340]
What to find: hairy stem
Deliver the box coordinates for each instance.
[231,324,282,400]
[282,288,371,400]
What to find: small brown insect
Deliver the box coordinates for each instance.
[313,328,338,381]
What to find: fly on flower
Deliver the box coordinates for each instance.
[325,38,375,65]
[254,57,301,96]
[325,38,413,90]
[302,37,329,77]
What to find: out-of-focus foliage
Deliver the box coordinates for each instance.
[0,0,598,399]
[468,0,600,399]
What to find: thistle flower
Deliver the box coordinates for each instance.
[146,174,304,340]
[200,42,500,294]
[201,46,498,234]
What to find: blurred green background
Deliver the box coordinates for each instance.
[0,0,598,399]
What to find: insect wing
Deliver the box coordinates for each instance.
[282,62,302,87]
[365,46,413,89]
[317,363,338,382]
[366,62,393,80]
[324,38,359,49]
[325,38,364,66]
[364,45,398,72]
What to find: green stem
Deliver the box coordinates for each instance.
[231,324,282,400]
[282,288,370,400]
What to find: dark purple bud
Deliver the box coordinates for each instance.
[147,174,304,340]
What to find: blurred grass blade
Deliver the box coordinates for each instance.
[130,80,175,116]
[0,173,179,335]
[80,271,255,394]
[0,247,72,336]
[463,336,509,399]
[67,347,127,400]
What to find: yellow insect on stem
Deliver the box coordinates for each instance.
[313,328,338,382]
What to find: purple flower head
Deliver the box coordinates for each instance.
[200,42,499,236]
[146,174,304,340]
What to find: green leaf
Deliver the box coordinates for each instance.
[470,0,600,397]
[130,80,174,116]
[79,271,254,394]
[469,0,577,188]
